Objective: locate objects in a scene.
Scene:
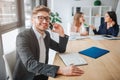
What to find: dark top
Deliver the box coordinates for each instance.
[13,28,69,80]
[93,22,119,37]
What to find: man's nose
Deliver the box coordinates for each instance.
[42,19,48,23]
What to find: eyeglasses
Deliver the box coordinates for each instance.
[36,16,50,22]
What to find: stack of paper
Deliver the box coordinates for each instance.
[59,53,88,66]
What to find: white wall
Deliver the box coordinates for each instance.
[48,0,119,34]
[72,0,118,10]
[116,0,120,25]
[50,0,72,35]
[101,0,118,11]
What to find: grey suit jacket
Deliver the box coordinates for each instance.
[13,28,68,80]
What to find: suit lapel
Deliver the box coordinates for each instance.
[30,28,50,63]
[30,28,40,60]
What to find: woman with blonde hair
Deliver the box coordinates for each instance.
[71,12,89,36]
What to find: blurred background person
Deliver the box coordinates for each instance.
[70,12,89,36]
[90,11,119,37]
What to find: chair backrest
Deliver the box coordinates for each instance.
[118,25,120,37]
[3,52,16,80]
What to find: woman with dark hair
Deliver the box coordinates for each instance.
[90,11,119,37]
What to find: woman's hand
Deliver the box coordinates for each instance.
[57,65,84,76]
[90,25,96,30]
[107,21,115,28]
[110,21,115,27]
[80,31,89,36]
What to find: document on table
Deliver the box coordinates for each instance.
[89,35,105,40]
[69,35,89,40]
[59,52,88,66]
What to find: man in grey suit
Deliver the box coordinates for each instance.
[13,5,84,80]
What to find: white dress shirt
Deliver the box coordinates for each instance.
[32,26,46,63]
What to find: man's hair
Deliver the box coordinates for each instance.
[32,5,50,15]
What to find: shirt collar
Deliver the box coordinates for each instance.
[32,25,46,39]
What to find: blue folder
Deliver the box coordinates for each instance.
[79,47,109,59]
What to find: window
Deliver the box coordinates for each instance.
[24,0,33,28]
[0,0,24,54]
[24,0,48,28]
[39,0,47,6]
[0,0,24,33]
[0,0,18,26]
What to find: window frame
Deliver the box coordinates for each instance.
[0,0,25,34]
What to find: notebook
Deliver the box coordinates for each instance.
[79,47,109,59]
[59,53,88,66]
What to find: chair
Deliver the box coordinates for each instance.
[3,52,16,80]
[118,25,120,37]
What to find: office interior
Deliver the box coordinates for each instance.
[0,0,120,79]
